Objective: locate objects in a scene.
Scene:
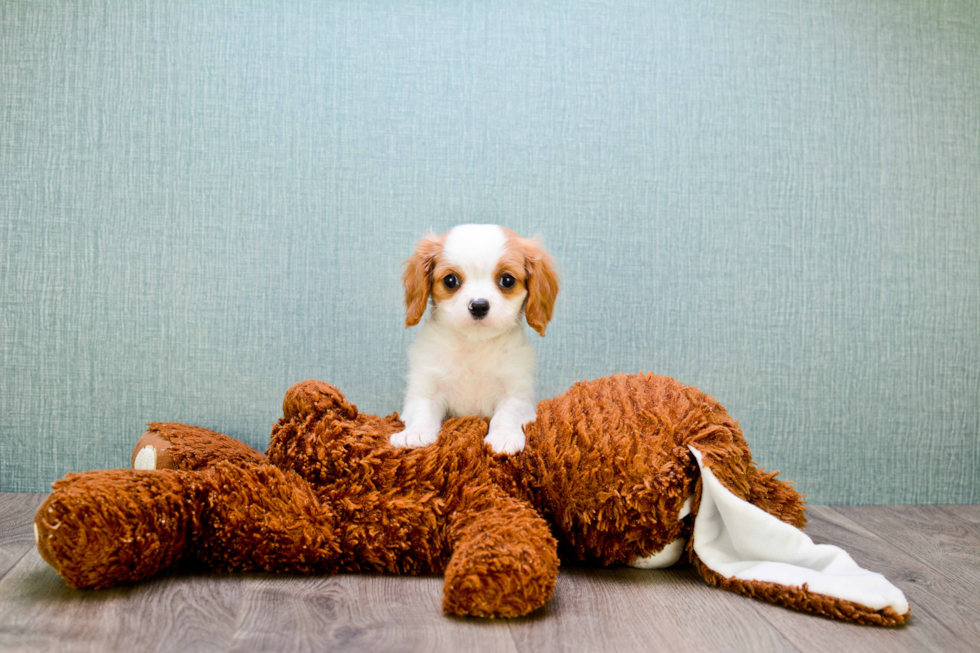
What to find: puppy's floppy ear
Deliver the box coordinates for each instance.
[521,237,560,336]
[403,234,443,327]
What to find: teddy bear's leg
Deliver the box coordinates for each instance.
[34,469,201,589]
[36,463,346,589]
[132,422,266,471]
[442,487,559,618]
[629,496,694,569]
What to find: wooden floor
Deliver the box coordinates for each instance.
[1,494,978,653]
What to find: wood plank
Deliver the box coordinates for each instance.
[939,504,980,527]
[779,506,980,653]
[2,495,980,652]
[719,506,931,653]
[841,506,980,594]
[0,494,46,581]
[0,550,244,653]
[229,573,520,653]
[507,564,801,653]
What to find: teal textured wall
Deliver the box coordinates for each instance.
[2,1,978,502]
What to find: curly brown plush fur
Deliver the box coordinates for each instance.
[34,374,907,624]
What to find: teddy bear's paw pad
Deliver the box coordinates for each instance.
[390,427,438,449]
[133,445,157,470]
[131,429,183,470]
[630,536,688,569]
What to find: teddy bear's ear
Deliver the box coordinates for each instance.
[403,234,443,327]
[688,446,911,626]
[282,380,357,422]
[520,236,559,336]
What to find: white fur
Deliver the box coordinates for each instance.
[391,224,540,454]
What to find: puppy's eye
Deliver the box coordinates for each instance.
[499,273,516,289]
[443,274,459,290]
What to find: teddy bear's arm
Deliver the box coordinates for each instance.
[442,485,559,618]
[132,422,266,472]
[35,461,346,589]
[35,469,202,589]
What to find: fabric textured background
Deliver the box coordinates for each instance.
[1,1,977,502]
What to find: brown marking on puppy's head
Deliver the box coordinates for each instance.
[403,233,444,327]
[501,229,560,336]
[430,259,465,305]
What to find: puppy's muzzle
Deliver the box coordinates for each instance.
[468,299,490,320]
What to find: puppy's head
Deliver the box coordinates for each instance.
[403,224,559,337]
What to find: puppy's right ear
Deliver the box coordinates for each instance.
[403,234,443,327]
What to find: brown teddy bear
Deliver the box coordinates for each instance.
[33,374,910,625]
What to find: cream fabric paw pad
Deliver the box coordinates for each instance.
[630,536,687,569]
[133,445,157,470]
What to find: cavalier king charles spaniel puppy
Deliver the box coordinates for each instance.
[390,224,559,454]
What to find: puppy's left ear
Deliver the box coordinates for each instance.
[403,234,443,327]
[522,237,560,336]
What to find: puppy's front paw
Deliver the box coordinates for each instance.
[484,427,526,455]
[390,426,439,449]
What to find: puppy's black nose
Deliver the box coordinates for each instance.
[468,299,490,319]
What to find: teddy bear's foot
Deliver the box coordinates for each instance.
[444,551,559,619]
[443,533,559,618]
[132,423,266,472]
[629,496,694,569]
[443,492,559,618]
[35,469,200,589]
[629,536,688,569]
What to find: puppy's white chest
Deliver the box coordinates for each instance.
[407,322,534,420]
[437,346,508,417]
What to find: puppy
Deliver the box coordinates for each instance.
[390,224,559,454]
